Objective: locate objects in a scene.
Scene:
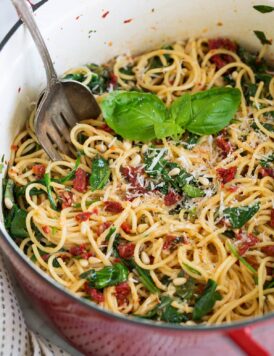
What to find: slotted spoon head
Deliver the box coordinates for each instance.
[34,80,101,161]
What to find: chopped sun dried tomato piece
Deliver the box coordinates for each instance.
[164,190,181,206]
[101,123,113,133]
[121,222,131,234]
[32,164,46,178]
[59,191,73,209]
[270,209,274,228]
[260,167,274,178]
[261,245,274,257]
[104,201,123,213]
[109,72,118,86]
[236,232,258,256]
[216,136,232,157]
[163,235,184,250]
[225,185,238,193]
[84,283,104,303]
[121,166,147,198]
[117,243,135,259]
[75,211,92,222]
[97,221,112,236]
[70,244,92,259]
[73,168,88,192]
[216,166,237,184]
[42,225,50,234]
[208,38,237,69]
[115,282,131,306]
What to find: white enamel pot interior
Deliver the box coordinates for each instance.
[0,0,274,354]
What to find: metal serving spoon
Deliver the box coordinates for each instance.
[11,0,101,161]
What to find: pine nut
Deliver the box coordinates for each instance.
[168,167,180,176]
[173,277,187,286]
[137,224,148,234]
[141,144,148,154]
[79,259,89,267]
[88,257,101,264]
[95,143,107,153]
[4,197,13,210]
[141,251,150,265]
[123,141,132,150]
[198,176,210,186]
[231,71,238,80]
[130,154,141,167]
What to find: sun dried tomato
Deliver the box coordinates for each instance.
[32,164,46,178]
[73,168,88,192]
[260,167,274,178]
[236,232,258,256]
[75,212,92,222]
[42,225,50,234]
[117,243,135,259]
[270,209,274,228]
[164,190,181,206]
[216,136,232,157]
[261,245,274,257]
[121,222,131,234]
[97,222,112,236]
[84,283,104,303]
[59,191,73,209]
[104,201,124,213]
[216,166,237,184]
[208,38,237,69]
[115,282,131,306]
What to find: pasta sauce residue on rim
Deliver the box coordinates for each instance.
[3,37,274,325]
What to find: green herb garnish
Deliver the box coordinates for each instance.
[253,5,274,13]
[223,202,260,229]
[90,155,110,191]
[254,30,272,45]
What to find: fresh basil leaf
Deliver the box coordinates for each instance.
[184,88,241,135]
[253,5,274,13]
[170,93,192,128]
[254,30,272,45]
[80,263,128,289]
[90,155,110,191]
[183,184,204,198]
[101,91,168,141]
[223,202,260,228]
[193,279,222,321]
[10,207,28,239]
[154,120,183,139]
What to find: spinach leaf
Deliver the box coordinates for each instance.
[4,178,14,208]
[228,242,257,274]
[90,155,110,191]
[255,73,273,85]
[44,173,58,210]
[183,88,241,135]
[59,154,81,184]
[63,73,85,82]
[141,296,188,323]
[183,184,204,198]
[175,277,196,301]
[223,230,236,238]
[80,263,128,289]
[10,206,28,239]
[182,263,202,276]
[101,91,168,141]
[193,279,222,321]
[105,227,116,241]
[223,202,260,229]
[253,5,274,13]
[254,30,272,45]
[264,278,274,289]
[132,261,159,294]
[87,63,112,94]
[243,83,258,103]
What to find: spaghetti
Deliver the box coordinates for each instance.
[3,37,274,325]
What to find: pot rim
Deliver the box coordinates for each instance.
[1,0,274,333]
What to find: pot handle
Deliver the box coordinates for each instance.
[228,328,270,356]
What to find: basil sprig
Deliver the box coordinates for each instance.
[90,155,110,191]
[101,88,241,141]
[223,202,260,229]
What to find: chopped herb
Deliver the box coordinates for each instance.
[105,227,116,241]
[260,153,274,168]
[44,173,58,210]
[175,276,196,301]
[132,261,159,294]
[254,30,272,45]
[183,184,204,198]
[228,242,257,274]
[90,155,110,191]
[182,263,201,276]
[223,202,260,229]
[9,206,28,239]
[59,153,81,184]
[253,5,274,13]
[264,278,274,289]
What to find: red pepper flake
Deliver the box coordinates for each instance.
[75,212,92,223]
[208,38,237,69]
[41,254,50,261]
[117,243,135,259]
[104,201,124,213]
[32,164,46,178]
[216,166,237,184]
[97,221,112,236]
[92,208,99,215]
[73,168,89,192]
[259,167,274,178]
[84,283,104,303]
[59,191,73,209]
[11,144,18,151]
[216,136,232,157]
[164,190,181,206]
[42,225,50,234]
[236,232,258,256]
[102,10,109,18]
[121,222,131,234]
[75,15,82,20]
[115,282,131,306]
[261,245,274,257]
[123,18,133,24]
[225,185,238,193]
[270,209,274,228]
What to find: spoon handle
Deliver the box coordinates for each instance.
[11,0,58,86]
